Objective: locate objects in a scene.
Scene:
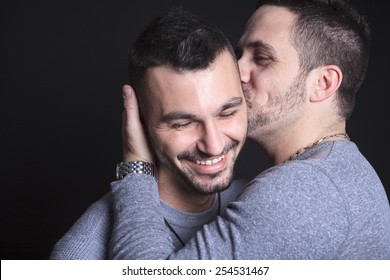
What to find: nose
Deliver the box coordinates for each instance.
[238,57,250,84]
[196,121,225,156]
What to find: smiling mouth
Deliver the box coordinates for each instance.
[195,155,225,166]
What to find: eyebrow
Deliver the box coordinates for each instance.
[220,96,243,112]
[241,40,277,56]
[161,112,198,123]
[160,96,244,123]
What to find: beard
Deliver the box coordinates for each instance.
[246,71,307,137]
[172,162,235,195]
[155,140,239,195]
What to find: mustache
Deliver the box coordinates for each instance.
[177,140,239,161]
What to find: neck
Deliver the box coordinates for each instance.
[157,166,216,213]
[251,124,349,165]
[284,132,350,162]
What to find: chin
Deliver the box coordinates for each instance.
[190,175,233,194]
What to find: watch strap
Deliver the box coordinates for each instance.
[116,161,156,180]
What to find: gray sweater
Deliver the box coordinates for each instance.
[109,141,390,259]
[49,180,246,259]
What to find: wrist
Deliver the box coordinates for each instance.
[123,148,155,164]
[116,161,157,181]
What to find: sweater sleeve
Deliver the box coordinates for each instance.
[108,173,238,259]
[108,165,350,259]
[108,174,174,259]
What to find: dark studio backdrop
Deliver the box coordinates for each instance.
[1,0,389,259]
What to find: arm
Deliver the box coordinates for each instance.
[109,85,173,259]
[109,173,174,259]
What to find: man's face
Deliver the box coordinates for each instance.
[237,5,308,139]
[143,50,247,194]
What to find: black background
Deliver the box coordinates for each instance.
[2,0,389,259]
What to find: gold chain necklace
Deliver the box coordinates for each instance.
[286,133,350,162]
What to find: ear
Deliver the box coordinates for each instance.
[310,65,342,102]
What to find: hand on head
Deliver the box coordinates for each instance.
[121,84,154,163]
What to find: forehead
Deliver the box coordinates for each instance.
[239,5,297,51]
[144,51,242,117]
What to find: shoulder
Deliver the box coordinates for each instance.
[235,141,382,221]
[237,159,347,219]
[66,191,112,225]
[49,192,113,259]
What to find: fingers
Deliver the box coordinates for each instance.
[121,84,155,163]
[122,84,142,134]
[122,84,140,118]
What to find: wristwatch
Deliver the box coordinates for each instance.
[116,161,156,180]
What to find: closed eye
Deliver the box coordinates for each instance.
[219,97,243,118]
[161,112,197,130]
[171,121,194,130]
[220,110,237,118]
[254,55,272,66]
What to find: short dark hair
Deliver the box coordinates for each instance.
[128,8,236,95]
[255,0,371,119]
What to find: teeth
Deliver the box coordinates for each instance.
[196,155,225,166]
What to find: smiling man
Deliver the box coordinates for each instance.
[49,8,248,259]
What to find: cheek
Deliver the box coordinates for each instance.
[152,130,197,159]
[252,66,287,92]
[224,114,248,140]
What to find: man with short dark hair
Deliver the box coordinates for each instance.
[49,8,248,259]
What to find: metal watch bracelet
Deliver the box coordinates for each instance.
[116,161,156,180]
